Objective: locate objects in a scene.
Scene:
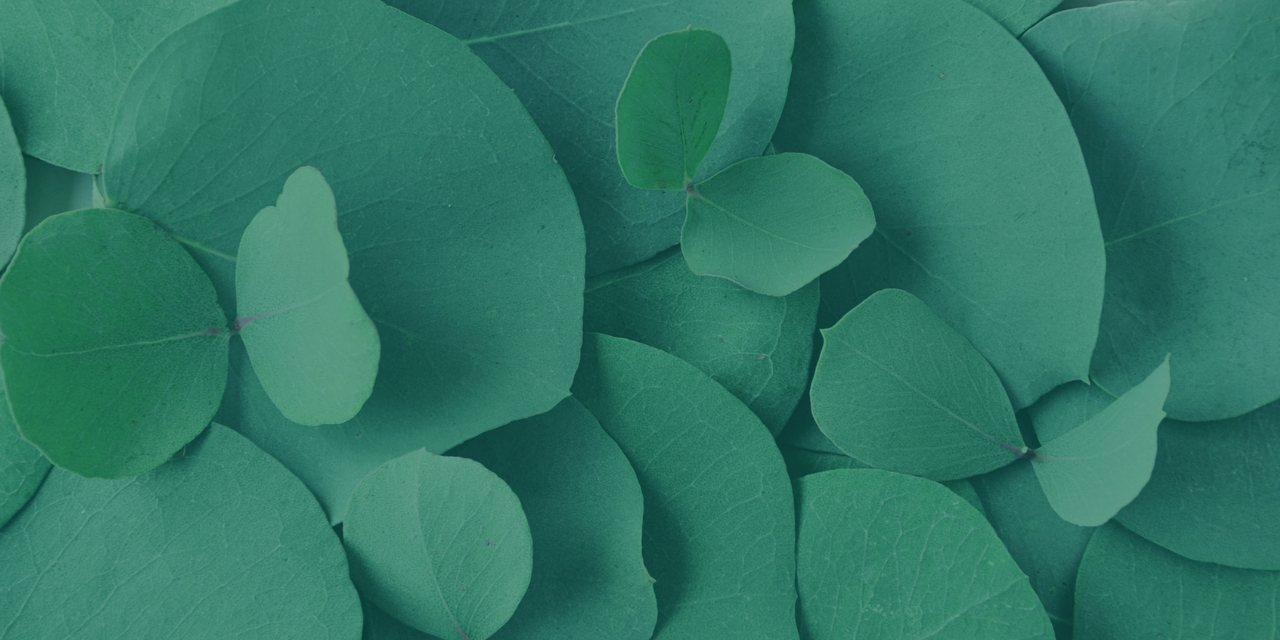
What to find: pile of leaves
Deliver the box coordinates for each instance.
[0,0,1275,638]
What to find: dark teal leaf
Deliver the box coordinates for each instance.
[20,156,93,235]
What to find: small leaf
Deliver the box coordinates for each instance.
[0,209,229,478]
[683,153,875,296]
[0,385,50,529]
[344,449,533,640]
[810,289,1025,480]
[1032,357,1170,526]
[616,28,731,191]
[0,95,22,268]
[235,166,380,426]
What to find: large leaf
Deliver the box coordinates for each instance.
[0,386,49,529]
[795,469,1054,640]
[0,96,21,268]
[235,166,380,426]
[810,289,1025,480]
[1022,0,1280,421]
[387,0,795,275]
[683,153,875,296]
[573,333,798,640]
[1074,522,1280,639]
[105,0,584,492]
[0,424,362,639]
[774,0,1105,409]
[584,247,818,434]
[0,209,228,478]
[0,0,236,172]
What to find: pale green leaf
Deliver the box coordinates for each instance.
[0,385,49,530]
[0,96,21,268]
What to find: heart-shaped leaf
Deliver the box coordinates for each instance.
[0,386,49,529]
[0,95,22,267]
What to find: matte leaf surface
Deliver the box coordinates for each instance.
[0,209,228,478]
[344,449,533,640]
[0,424,362,639]
[616,28,731,191]
[775,0,1105,408]
[0,386,49,529]
[684,153,875,296]
[450,398,656,640]
[572,333,798,640]
[0,97,21,268]
[962,0,1065,35]
[388,0,795,274]
[584,247,818,433]
[796,469,1054,640]
[236,166,380,426]
[1023,0,1280,421]
[810,289,1024,480]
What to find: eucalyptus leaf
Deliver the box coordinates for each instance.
[449,398,657,640]
[684,153,875,297]
[795,469,1054,640]
[0,424,362,639]
[1022,0,1280,421]
[774,0,1105,409]
[387,0,795,275]
[572,333,798,640]
[584,246,818,434]
[344,449,533,640]
[0,96,22,268]
[810,289,1024,480]
[0,209,229,478]
[616,28,730,191]
[0,386,49,530]
[236,166,380,426]
[962,0,1065,35]
[363,598,440,640]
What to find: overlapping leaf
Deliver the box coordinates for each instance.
[0,386,49,529]
[0,96,22,267]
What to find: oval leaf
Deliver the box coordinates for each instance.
[616,28,731,191]
[0,95,22,267]
[572,333,799,640]
[683,153,875,296]
[0,424,362,639]
[796,469,1054,640]
[810,289,1024,480]
[235,166,380,426]
[774,0,1105,408]
[0,209,229,478]
[344,449,533,640]
[0,386,50,529]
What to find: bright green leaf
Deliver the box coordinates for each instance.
[616,28,731,191]
[344,449,533,640]
[584,246,818,434]
[810,289,1025,480]
[388,0,795,275]
[0,424,362,639]
[1022,0,1280,421]
[0,96,22,268]
[0,385,49,529]
[683,153,875,296]
[572,333,798,640]
[235,166,380,426]
[0,209,229,478]
[775,0,1105,409]
[450,398,657,640]
[962,0,1064,35]
[796,469,1054,640]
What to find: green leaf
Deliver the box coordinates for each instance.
[795,469,1054,640]
[449,398,657,640]
[810,289,1024,480]
[1032,357,1170,526]
[961,0,1064,36]
[0,0,236,172]
[387,0,795,275]
[1022,0,1280,421]
[584,246,818,434]
[235,166,380,426]
[0,424,362,639]
[1075,522,1280,640]
[362,598,438,640]
[106,0,584,486]
[344,449,533,640]
[0,96,22,268]
[572,333,798,640]
[615,28,731,191]
[683,153,876,296]
[774,0,1105,409]
[0,385,49,529]
[0,209,228,478]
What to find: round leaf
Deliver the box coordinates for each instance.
[0,209,229,478]
[683,153,875,296]
[796,469,1054,640]
[344,449,533,640]
[774,0,1105,409]
[235,166,380,426]
[0,95,22,267]
[0,385,50,529]
[0,424,362,639]
[810,289,1024,480]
